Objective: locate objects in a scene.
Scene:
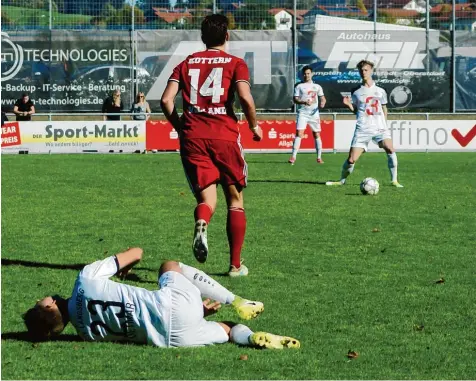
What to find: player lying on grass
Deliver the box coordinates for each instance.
[326,59,403,188]
[24,248,299,349]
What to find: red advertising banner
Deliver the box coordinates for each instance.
[146,120,334,151]
[1,122,21,147]
[237,120,334,151]
[146,120,180,151]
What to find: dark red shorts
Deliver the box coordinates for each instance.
[180,138,247,195]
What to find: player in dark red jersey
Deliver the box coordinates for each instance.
[160,14,262,277]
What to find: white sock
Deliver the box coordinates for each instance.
[291,136,301,159]
[315,138,322,159]
[387,152,398,182]
[179,263,235,304]
[230,324,254,346]
[341,160,354,182]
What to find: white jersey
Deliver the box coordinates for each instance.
[68,256,170,347]
[294,82,324,117]
[351,83,388,133]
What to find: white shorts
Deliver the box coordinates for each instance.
[159,271,229,347]
[296,114,321,133]
[351,129,391,151]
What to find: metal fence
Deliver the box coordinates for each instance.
[1,0,476,113]
[1,0,475,31]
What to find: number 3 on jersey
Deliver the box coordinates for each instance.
[365,96,380,115]
[189,68,225,104]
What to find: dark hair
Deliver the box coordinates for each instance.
[21,93,29,98]
[302,65,313,74]
[23,306,65,341]
[357,60,375,70]
[201,14,228,48]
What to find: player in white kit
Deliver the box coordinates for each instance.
[289,65,326,165]
[326,60,403,187]
[23,247,300,349]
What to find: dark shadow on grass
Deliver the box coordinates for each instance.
[2,259,157,272]
[207,272,230,277]
[1,331,83,343]
[121,273,158,285]
[246,161,291,165]
[1,259,158,285]
[249,179,327,185]
[2,332,145,346]
[1,258,86,270]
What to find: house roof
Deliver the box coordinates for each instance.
[377,8,420,17]
[268,8,308,17]
[152,8,193,23]
[306,5,368,17]
[430,2,473,12]
[268,8,308,24]
[432,9,476,20]
[363,0,411,8]
[230,2,245,9]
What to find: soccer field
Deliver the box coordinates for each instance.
[1,152,475,380]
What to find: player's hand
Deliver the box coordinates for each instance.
[343,96,352,106]
[116,268,132,280]
[320,101,326,108]
[251,126,263,141]
[203,298,221,317]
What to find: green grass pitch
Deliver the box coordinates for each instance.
[1,152,475,379]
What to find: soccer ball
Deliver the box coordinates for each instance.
[360,177,380,195]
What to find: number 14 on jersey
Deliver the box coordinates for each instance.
[189,68,225,104]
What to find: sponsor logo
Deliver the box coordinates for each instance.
[1,33,24,81]
[146,40,288,100]
[44,124,140,141]
[268,128,277,139]
[389,86,412,108]
[1,122,21,147]
[389,121,476,148]
[1,32,128,82]
[451,124,476,147]
[325,37,426,70]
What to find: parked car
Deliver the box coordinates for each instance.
[66,65,152,112]
[72,65,150,85]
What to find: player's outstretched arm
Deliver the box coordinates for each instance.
[160,81,182,132]
[320,95,326,108]
[236,81,262,141]
[115,247,143,279]
[343,96,356,114]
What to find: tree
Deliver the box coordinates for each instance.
[377,11,397,24]
[106,4,145,26]
[140,0,171,13]
[63,0,123,15]
[1,11,13,27]
[356,0,367,13]
[226,11,236,29]
[102,2,117,18]
[440,4,451,12]
[233,3,276,29]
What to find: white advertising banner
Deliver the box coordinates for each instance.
[1,121,146,154]
[334,120,476,152]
